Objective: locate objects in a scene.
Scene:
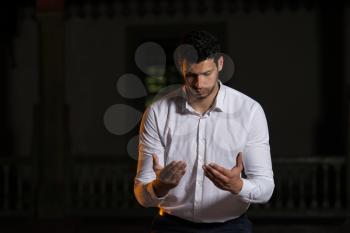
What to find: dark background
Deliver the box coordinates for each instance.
[0,0,350,232]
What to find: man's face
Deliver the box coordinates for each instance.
[182,56,223,100]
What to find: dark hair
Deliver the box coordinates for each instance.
[174,30,221,68]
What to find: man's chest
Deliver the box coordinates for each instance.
[159,113,249,168]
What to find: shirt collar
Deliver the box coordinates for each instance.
[180,80,226,114]
[214,80,226,112]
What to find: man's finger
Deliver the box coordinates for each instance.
[167,162,186,179]
[207,163,231,176]
[160,162,186,184]
[160,161,179,177]
[203,167,227,190]
[172,167,187,182]
[205,165,230,184]
[233,152,244,171]
[174,161,187,170]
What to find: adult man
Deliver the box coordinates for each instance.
[134,30,275,233]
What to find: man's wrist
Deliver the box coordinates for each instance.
[231,178,244,195]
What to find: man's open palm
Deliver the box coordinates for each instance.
[152,154,187,189]
[202,152,244,194]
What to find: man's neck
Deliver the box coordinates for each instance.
[187,82,220,114]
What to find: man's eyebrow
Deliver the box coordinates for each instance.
[185,69,214,76]
[202,69,214,74]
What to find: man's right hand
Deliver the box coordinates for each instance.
[151,153,187,197]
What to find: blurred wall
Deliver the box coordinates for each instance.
[8,3,347,159]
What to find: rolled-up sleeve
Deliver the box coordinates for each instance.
[134,106,168,207]
[237,103,275,204]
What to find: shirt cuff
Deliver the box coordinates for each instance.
[236,178,255,203]
[146,182,169,200]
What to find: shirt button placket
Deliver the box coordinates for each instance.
[194,117,205,217]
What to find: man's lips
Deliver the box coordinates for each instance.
[193,88,203,93]
[189,87,205,96]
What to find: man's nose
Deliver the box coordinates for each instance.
[194,76,205,88]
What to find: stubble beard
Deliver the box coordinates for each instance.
[187,81,218,100]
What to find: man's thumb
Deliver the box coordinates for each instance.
[152,153,158,163]
[235,152,244,171]
[152,153,160,167]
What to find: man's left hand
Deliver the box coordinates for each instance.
[202,152,244,194]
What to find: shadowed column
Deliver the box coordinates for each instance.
[34,0,69,220]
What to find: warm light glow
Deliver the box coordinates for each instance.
[159,208,164,216]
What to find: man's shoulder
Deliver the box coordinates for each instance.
[147,86,184,112]
[221,84,260,110]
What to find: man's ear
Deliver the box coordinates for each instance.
[217,55,224,72]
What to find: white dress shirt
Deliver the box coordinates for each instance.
[134,81,275,223]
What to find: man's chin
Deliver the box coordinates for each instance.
[187,87,209,99]
[194,92,209,99]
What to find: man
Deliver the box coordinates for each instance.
[134,30,275,233]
